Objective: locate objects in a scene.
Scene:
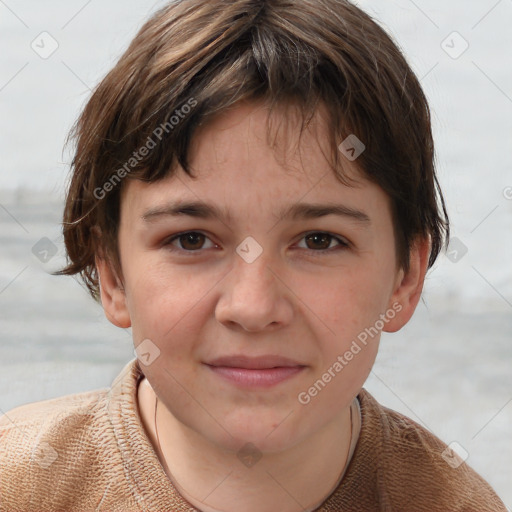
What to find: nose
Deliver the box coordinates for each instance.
[215,251,294,333]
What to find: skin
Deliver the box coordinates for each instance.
[97,101,430,512]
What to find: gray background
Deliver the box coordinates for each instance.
[1,0,511,506]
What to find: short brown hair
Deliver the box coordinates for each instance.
[57,0,449,302]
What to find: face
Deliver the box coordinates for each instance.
[100,101,425,454]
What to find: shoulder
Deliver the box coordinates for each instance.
[0,387,117,511]
[0,387,109,454]
[356,389,507,511]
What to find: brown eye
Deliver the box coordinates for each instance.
[297,232,349,253]
[178,232,205,250]
[166,231,216,252]
[304,233,333,250]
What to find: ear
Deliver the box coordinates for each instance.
[383,236,431,333]
[96,254,131,328]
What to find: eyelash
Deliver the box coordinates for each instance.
[162,231,350,256]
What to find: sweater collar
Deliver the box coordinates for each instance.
[107,358,379,511]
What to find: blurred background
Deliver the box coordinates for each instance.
[1,0,511,506]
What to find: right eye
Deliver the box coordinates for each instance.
[164,231,217,252]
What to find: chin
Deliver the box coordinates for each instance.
[215,415,308,455]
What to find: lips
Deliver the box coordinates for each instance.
[206,355,305,369]
[204,355,306,388]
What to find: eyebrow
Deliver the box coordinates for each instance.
[141,200,371,224]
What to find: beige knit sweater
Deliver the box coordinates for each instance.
[0,359,506,511]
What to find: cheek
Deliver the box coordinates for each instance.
[296,263,393,339]
[124,256,217,345]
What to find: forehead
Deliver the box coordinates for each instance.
[120,101,389,224]
[189,101,350,182]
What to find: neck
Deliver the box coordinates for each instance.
[138,378,355,512]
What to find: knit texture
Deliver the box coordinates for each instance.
[0,359,506,511]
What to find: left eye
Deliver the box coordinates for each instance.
[296,232,349,252]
